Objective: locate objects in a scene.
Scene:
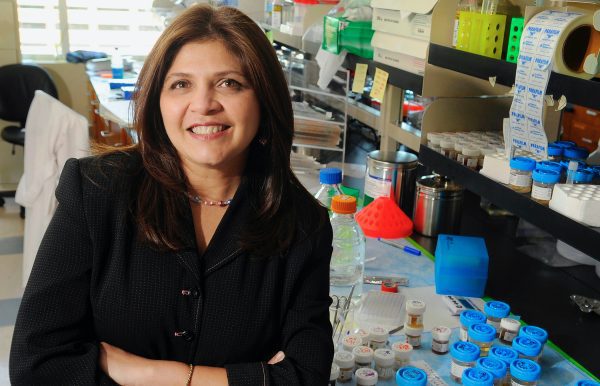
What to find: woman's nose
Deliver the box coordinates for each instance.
[189,87,223,115]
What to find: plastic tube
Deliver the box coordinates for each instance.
[565,160,579,184]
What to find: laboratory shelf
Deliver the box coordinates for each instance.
[427,43,600,110]
[292,114,344,126]
[418,144,600,262]
[343,54,424,95]
[292,142,343,152]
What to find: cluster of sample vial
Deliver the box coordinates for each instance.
[508,141,600,206]
[330,299,443,385]
[427,131,505,171]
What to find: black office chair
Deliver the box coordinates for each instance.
[0,64,59,212]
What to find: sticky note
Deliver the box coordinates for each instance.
[351,63,368,94]
[370,68,389,101]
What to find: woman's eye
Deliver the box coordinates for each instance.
[220,79,242,89]
[170,80,188,89]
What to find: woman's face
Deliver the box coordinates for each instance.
[160,40,260,175]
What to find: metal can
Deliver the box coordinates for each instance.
[413,175,464,237]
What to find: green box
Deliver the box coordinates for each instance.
[506,17,524,63]
[322,16,374,59]
[456,11,507,59]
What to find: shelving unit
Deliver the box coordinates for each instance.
[428,43,600,109]
[419,145,600,261]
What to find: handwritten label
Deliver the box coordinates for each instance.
[352,63,368,94]
[370,67,389,101]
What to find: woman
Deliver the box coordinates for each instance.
[10,5,333,385]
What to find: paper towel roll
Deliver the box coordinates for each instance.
[552,10,600,79]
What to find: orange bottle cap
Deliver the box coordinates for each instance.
[331,195,357,214]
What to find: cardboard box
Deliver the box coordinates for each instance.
[371,31,428,75]
[372,8,432,41]
[371,0,437,14]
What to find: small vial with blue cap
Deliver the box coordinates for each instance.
[510,358,541,385]
[575,380,600,386]
[462,367,494,386]
[459,309,487,341]
[547,143,563,161]
[450,341,481,383]
[314,167,343,211]
[563,146,589,162]
[531,169,560,205]
[509,157,536,193]
[489,345,519,385]
[475,357,507,386]
[483,300,510,334]
[468,323,496,357]
[518,326,548,359]
[396,366,427,386]
[512,336,542,362]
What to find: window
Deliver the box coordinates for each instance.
[17,0,164,61]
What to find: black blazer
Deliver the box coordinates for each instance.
[10,153,334,385]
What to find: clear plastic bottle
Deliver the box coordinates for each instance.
[459,310,487,341]
[483,301,510,334]
[314,168,344,211]
[512,336,542,362]
[475,357,507,386]
[518,326,548,359]
[330,195,365,304]
[468,323,496,357]
[450,341,481,383]
[396,366,428,386]
[509,157,536,193]
[462,367,494,386]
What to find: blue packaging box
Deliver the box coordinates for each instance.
[435,234,489,297]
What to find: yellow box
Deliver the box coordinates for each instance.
[456,11,506,59]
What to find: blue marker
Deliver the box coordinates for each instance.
[403,246,422,256]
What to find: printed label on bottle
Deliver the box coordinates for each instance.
[339,368,353,382]
[432,340,449,353]
[459,327,469,342]
[406,335,421,347]
[364,175,392,200]
[457,154,465,164]
[450,361,469,379]
[509,172,532,187]
[501,330,518,343]
[531,185,552,201]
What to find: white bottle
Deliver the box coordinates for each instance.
[314,167,344,211]
[271,0,282,28]
[111,47,124,79]
[329,195,365,304]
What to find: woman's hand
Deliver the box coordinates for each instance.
[268,351,285,365]
[99,342,156,386]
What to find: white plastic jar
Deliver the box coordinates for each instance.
[342,334,362,352]
[368,326,389,350]
[352,345,374,369]
[355,367,378,386]
[333,351,355,383]
[431,326,452,355]
[405,299,426,327]
[531,169,560,205]
[404,323,424,348]
[373,348,395,380]
[391,342,413,371]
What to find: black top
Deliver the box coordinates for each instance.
[10,152,334,385]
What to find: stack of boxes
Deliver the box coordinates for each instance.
[370,0,438,75]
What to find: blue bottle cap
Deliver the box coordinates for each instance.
[512,336,542,357]
[462,367,494,386]
[552,140,576,149]
[564,146,589,160]
[510,359,541,382]
[591,166,600,177]
[395,366,428,386]
[319,168,342,184]
[574,169,594,183]
[575,381,600,386]
[450,341,481,362]
[484,300,510,319]
[510,157,536,171]
[488,345,519,365]
[468,323,496,342]
[518,325,548,345]
[460,310,487,328]
[476,357,507,379]
[532,168,560,184]
[536,160,563,173]
[547,143,563,157]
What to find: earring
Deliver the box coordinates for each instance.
[258,137,267,146]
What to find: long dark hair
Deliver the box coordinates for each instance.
[123,4,325,253]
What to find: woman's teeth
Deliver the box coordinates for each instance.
[190,125,226,135]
